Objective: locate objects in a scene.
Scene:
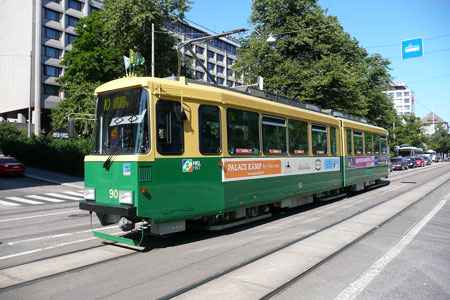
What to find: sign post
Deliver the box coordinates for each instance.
[401,37,424,59]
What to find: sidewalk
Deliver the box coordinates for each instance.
[24,167,84,189]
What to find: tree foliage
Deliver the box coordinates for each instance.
[429,124,450,153]
[234,0,396,127]
[390,114,429,149]
[51,0,192,134]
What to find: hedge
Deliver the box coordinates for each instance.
[0,122,90,177]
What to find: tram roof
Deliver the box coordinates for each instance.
[95,76,387,134]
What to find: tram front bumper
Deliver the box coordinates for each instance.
[79,201,137,217]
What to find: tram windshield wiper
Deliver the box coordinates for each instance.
[103,144,120,170]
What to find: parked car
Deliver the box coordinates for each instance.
[423,156,432,165]
[390,157,408,170]
[414,157,425,167]
[0,157,25,176]
[407,158,417,168]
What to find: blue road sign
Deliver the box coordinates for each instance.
[401,37,424,59]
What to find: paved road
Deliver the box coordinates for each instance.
[0,163,449,299]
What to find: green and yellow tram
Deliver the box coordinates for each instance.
[79,76,389,244]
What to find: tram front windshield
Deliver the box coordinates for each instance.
[91,88,149,155]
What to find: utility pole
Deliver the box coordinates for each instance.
[151,23,155,77]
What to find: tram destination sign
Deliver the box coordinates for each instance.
[401,37,424,59]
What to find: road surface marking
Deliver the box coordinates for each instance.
[0,231,123,260]
[7,225,118,245]
[334,198,448,300]
[63,191,84,197]
[0,210,80,223]
[0,200,21,206]
[27,195,65,202]
[46,193,82,200]
[5,197,43,205]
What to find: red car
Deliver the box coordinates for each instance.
[0,157,25,176]
[413,157,425,167]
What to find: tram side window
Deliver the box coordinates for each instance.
[373,134,380,154]
[289,119,308,155]
[312,124,328,155]
[199,105,221,154]
[262,115,287,155]
[353,131,363,154]
[346,129,352,155]
[156,100,184,154]
[380,136,388,154]
[365,133,373,155]
[227,108,260,154]
[330,127,337,155]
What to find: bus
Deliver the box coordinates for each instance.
[424,150,437,162]
[79,76,389,245]
[397,145,423,158]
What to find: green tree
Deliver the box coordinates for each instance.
[430,124,450,154]
[234,0,394,123]
[391,114,429,149]
[51,0,192,133]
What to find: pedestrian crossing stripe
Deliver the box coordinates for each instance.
[46,193,83,200]
[27,195,65,202]
[0,191,84,207]
[5,197,43,205]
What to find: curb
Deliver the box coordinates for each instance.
[24,174,84,189]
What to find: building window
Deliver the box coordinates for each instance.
[404,105,410,110]
[396,92,402,97]
[90,5,100,13]
[43,27,61,40]
[231,45,237,54]
[404,98,410,103]
[404,91,410,96]
[227,80,234,87]
[396,106,402,110]
[207,62,215,71]
[43,84,59,96]
[217,54,224,62]
[388,92,394,98]
[66,33,76,45]
[196,46,204,55]
[207,50,215,59]
[43,46,61,59]
[43,65,61,77]
[227,69,233,77]
[67,16,79,27]
[207,76,215,83]
[49,0,61,3]
[69,0,82,11]
[217,77,224,84]
[196,71,204,80]
[195,59,204,68]
[217,66,224,73]
[227,58,233,65]
[44,8,60,21]
[235,82,241,87]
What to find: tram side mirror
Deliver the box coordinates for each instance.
[174,105,187,122]
[68,119,75,138]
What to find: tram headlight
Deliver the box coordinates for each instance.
[84,188,95,201]
[119,190,134,205]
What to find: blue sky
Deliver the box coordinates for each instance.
[185,0,450,122]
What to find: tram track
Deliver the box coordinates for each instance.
[157,166,450,299]
[1,164,449,294]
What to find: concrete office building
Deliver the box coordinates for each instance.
[386,81,415,116]
[0,3,241,134]
[168,21,242,88]
[0,0,103,134]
